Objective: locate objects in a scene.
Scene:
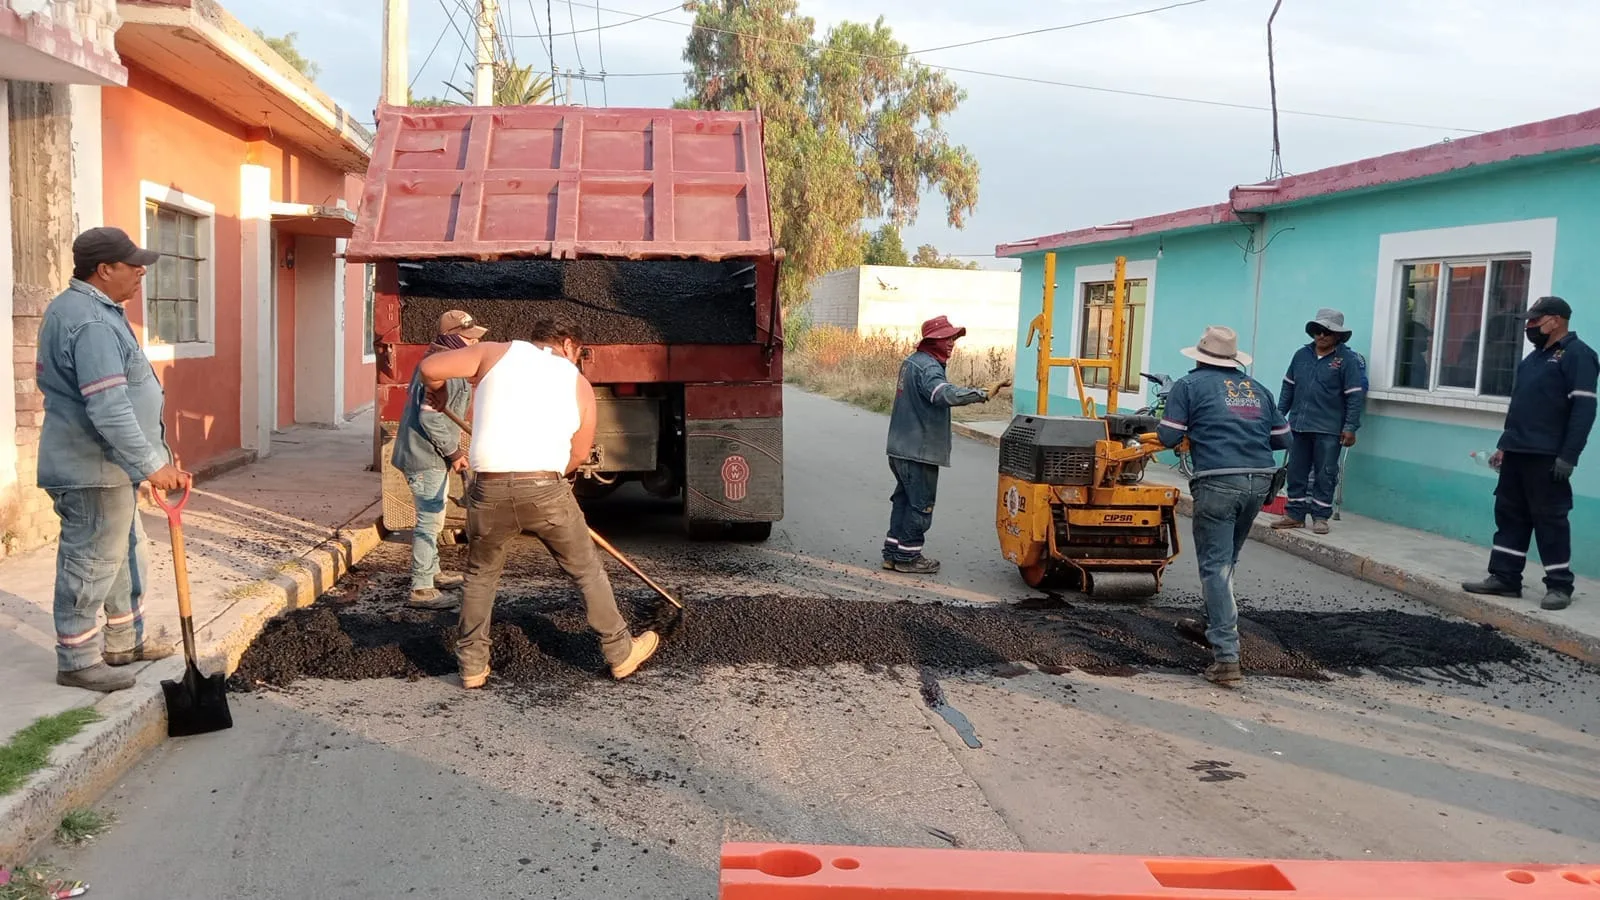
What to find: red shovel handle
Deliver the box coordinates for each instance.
[150,478,193,522]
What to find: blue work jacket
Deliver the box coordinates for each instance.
[1278,343,1366,436]
[1157,365,1292,479]
[36,279,172,489]
[1498,332,1598,464]
[886,351,988,467]
[389,360,471,477]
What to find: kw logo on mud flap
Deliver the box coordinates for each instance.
[722,455,751,502]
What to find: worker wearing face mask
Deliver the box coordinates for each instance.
[1463,296,1597,611]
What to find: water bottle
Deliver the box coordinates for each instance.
[1468,449,1496,467]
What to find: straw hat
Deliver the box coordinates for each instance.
[1181,325,1252,368]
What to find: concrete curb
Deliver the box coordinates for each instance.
[0,518,384,865]
[952,421,1600,669]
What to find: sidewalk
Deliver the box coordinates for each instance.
[954,419,1600,667]
[0,412,385,862]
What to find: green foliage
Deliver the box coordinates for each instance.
[55,807,113,846]
[863,223,909,267]
[681,1,981,310]
[0,707,101,796]
[912,243,980,269]
[443,61,556,106]
[253,29,321,81]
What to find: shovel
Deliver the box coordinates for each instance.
[152,481,233,737]
[438,406,686,636]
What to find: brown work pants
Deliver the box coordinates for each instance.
[457,475,632,675]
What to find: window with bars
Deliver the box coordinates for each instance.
[143,202,206,345]
[1392,256,1530,398]
[1077,278,1148,389]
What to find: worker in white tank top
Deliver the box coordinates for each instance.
[419,320,661,687]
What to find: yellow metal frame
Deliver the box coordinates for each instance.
[1026,253,1129,418]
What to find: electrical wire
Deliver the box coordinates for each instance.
[408,13,460,90]
[885,0,1212,58]
[594,0,609,105]
[566,0,589,103]
[523,0,555,74]
[508,3,682,39]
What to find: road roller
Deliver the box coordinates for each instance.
[995,253,1182,600]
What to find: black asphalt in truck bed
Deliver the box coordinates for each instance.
[398,258,759,345]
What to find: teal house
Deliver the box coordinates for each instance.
[997,107,1600,577]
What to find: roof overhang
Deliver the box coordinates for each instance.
[996,203,1237,258]
[115,0,371,173]
[0,0,127,85]
[999,105,1600,259]
[270,202,357,238]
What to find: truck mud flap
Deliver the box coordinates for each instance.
[684,417,783,523]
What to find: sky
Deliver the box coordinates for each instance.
[231,0,1600,270]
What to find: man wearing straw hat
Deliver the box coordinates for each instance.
[1155,325,1292,685]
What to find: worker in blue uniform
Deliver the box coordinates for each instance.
[882,316,1010,575]
[1273,308,1367,534]
[1463,297,1597,611]
[1156,325,1292,685]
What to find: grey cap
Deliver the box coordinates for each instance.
[73,226,160,272]
[1307,308,1352,335]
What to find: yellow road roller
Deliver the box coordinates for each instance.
[995,253,1182,600]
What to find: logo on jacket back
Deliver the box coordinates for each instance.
[722,455,750,502]
[1223,378,1264,419]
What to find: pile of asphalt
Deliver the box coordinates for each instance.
[230,587,1529,699]
[398,258,759,345]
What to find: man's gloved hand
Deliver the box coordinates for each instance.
[1340,431,1358,448]
[1553,458,1575,482]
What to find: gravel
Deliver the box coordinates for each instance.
[398,259,759,345]
[230,586,1529,700]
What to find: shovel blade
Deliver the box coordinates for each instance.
[162,663,233,737]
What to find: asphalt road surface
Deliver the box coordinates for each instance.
[54,389,1600,899]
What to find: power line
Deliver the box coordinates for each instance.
[409,13,460,91]
[887,0,1212,58]
[508,3,678,40]
[594,0,609,105]
[522,0,554,73]
[565,0,589,104]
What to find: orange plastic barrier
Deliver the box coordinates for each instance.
[720,843,1600,900]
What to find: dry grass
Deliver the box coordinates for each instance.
[785,326,1014,421]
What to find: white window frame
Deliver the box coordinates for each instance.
[138,180,217,361]
[1063,259,1159,413]
[361,263,377,364]
[1367,218,1556,415]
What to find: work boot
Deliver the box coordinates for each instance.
[893,556,941,575]
[460,666,490,689]
[1462,576,1521,598]
[407,588,459,610]
[881,559,895,571]
[57,663,137,693]
[104,643,177,667]
[1541,589,1575,611]
[1203,661,1243,685]
[1271,515,1304,530]
[1311,519,1331,535]
[435,572,465,589]
[611,631,661,680]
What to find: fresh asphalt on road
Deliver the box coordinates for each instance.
[53,388,1600,898]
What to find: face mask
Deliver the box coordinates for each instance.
[1526,325,1546,347]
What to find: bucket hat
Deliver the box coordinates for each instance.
[1306,308,1352,337]
[920,315,967,341]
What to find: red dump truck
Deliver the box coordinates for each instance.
[346,104,784,541]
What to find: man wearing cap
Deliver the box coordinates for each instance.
[881,315,1010,575]
[1156,326,1292,685]
[1273,308,1367,534]
[1463,296,1597,611]
[390,310,486,610]
[36,227,190,693]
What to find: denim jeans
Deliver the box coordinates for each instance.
[406,468,450,590]
[882,457,940,563]
[1189,473,1272,663]
[47,485,148,672]
[1285,432,1342,522]
[458,476,632,674]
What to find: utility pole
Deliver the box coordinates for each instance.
[380,0,408,106]
[474,0,497,105]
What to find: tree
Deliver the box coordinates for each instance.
[253,29,320,81]
[681,1,980,309]
[912,243,980,270]
[443,61,555,106]
[862,223,909,267]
